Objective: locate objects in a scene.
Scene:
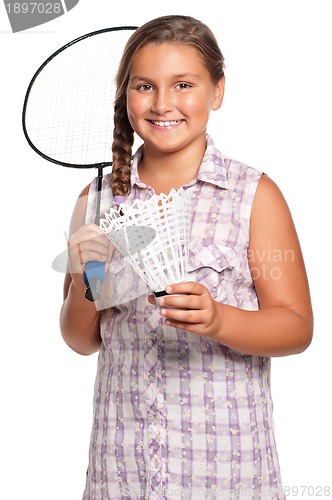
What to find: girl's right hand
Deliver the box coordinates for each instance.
[67,223,112,286]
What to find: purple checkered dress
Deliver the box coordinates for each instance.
[82,136,284,499]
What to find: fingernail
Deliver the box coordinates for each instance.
[159,298,164,306]
[160,309,167,316]
[166,286,172,293]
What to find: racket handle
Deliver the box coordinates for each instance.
[84,261,105,302]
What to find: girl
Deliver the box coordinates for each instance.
[60,15,313,500]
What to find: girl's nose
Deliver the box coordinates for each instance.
[151,89,173,114]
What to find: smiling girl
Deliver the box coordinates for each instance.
[60,15,313,499]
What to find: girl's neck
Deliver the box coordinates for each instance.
[137,139,207,194]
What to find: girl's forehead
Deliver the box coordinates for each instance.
[130,43,207,74]
[134,42,200,58]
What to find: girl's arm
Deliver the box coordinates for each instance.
[60,185,110,355]
[152,175,313,357]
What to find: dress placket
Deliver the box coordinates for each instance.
[143,310,167,499]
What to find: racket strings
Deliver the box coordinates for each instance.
[24,29,139,166]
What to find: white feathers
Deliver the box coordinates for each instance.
[100,188,191,295]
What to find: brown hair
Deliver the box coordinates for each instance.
[110,15,225,198]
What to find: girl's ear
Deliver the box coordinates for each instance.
[212,76,225,111]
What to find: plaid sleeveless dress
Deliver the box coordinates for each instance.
[82,135,284,499]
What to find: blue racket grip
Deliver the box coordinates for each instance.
[84,261,105,302]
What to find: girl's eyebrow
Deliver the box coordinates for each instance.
[129,73,201,82]
[173,73,201,80]
[129,76,150,82]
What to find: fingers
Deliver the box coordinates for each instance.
[163,282,203,296]
[148,292,203,328]
[160,306,202,324]
[148,294,156,305]
[68,224,112,276]
[147,282,219,337]
[148,282,204,308]
[158,293,199,310]
[77,242,84,267]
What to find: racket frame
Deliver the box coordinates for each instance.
[22,26,138,301]
[22,25,138,171]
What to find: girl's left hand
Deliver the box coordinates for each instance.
[148,282,221,338]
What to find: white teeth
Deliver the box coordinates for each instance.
[151,120,182,127]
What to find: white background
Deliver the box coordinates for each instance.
[1,1,331,498]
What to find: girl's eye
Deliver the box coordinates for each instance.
[176,83,191,90]
[137,84,153,92]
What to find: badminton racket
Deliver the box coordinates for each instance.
[22,26,141,301]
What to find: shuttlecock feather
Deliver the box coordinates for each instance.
[100,188,191,296]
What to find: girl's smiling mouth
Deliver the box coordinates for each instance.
[149,119,184,128]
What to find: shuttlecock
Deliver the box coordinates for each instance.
[100,188,191,296]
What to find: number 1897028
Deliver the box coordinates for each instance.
[5,3,62,14]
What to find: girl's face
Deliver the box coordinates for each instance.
[126,43,224,157]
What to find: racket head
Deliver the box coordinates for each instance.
[22,26,141,169]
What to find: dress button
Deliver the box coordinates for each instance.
[147,371,156,383]
[152,456,161,471]
[148,411,158,425]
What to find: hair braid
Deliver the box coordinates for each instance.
[110,98,134,197]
